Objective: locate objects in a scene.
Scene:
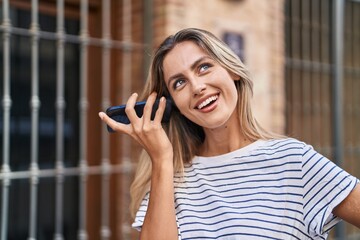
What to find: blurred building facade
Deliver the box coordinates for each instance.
[0,0,359,239]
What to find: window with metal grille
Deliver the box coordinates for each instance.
[0,7,80,239]
[285,0,360,239]
[0,1,148,239]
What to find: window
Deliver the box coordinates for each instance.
[0,1,147,239]
[285,0,360,238]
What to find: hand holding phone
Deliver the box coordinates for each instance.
[105,98,173,132]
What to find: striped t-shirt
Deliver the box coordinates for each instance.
[132,138,359,239]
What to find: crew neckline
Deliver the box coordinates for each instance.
[193,139,265,164]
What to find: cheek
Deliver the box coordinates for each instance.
[225,80,239,109]
[170,94,189,113]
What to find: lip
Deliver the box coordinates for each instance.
[194,93,220,110]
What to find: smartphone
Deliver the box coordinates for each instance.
[105,98,173,132]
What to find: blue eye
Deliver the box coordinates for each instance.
[199,63,210,73]
[173,79,185,90]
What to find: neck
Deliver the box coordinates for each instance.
[198,113,253,157]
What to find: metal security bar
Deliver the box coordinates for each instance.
[29,1,40,239]
[54,1,65,239]
[0,0,11,239]
[0,0,146,239]
[78,0,89,238]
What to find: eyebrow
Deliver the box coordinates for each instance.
[166,56,212,87]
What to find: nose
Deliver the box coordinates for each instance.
[192,81,206,96]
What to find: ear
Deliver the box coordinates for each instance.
[230,72,241,81]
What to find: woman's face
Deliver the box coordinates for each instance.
[163,41,239,130]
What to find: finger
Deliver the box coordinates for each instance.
[142,92,157,124]
[153,96,166,124]
[98,112,132,134]
[99,112,146,146]
[124,93,141,124]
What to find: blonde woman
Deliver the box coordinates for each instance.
[99,28,360,240]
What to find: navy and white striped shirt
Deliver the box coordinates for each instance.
[132,138,359,239]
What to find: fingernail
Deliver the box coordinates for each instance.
[98,112,104,119]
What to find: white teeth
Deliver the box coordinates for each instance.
[197,95,218,109]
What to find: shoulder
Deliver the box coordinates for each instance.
[257,137,308,153]
[250,138,317,164]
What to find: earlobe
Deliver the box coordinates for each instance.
[229,72,240,81]
[233,75,241,81]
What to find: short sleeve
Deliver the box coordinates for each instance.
[301,143,359,236]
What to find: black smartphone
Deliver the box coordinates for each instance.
[105,98,173,132]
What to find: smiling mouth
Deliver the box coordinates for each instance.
[197,95,219,109]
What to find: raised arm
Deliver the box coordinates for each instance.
[99,92,178,240]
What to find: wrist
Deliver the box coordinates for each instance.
[152,156,174,172]
[150,150,174,169]
[151,159,175,189]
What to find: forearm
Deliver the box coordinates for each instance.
[140,162,178,240]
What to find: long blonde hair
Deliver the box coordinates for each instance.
[130,28,276,218]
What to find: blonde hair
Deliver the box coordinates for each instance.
[129,28,277,218]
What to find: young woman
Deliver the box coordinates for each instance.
[99,28,360,240]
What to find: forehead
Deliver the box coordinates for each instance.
[162,41,209,76]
